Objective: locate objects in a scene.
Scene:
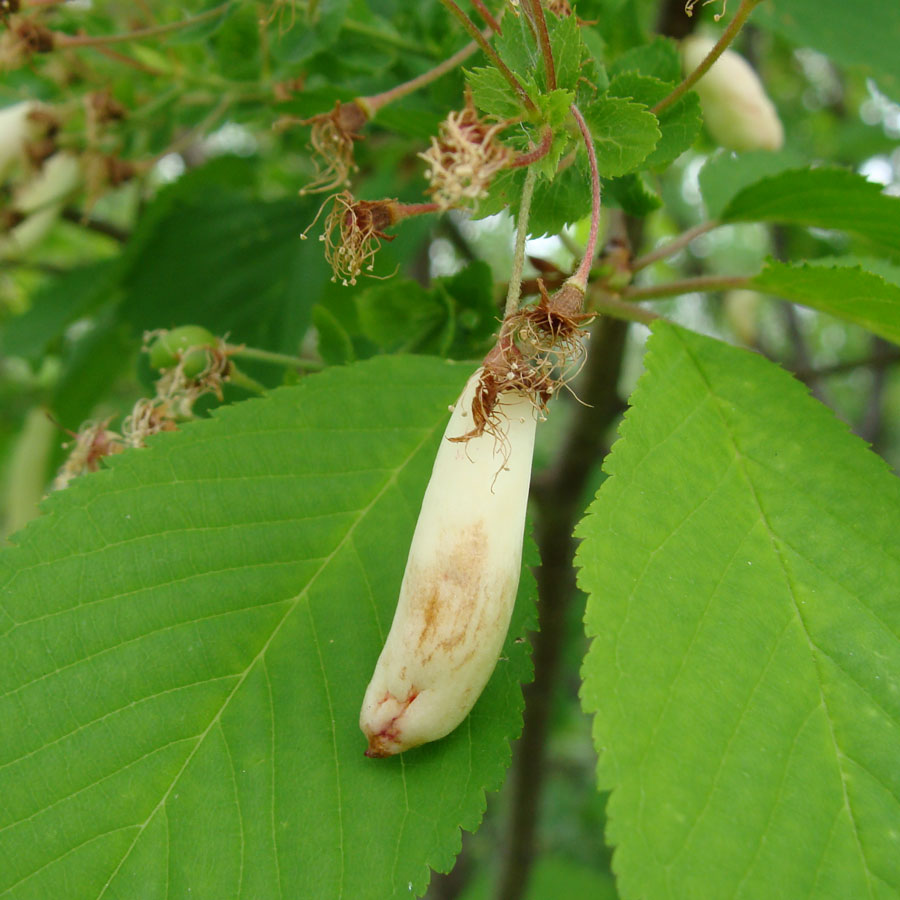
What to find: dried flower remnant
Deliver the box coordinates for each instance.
[0,18,54,70]
[53,420,124,491]
[121,398,179,448]
[419,99,513,210]
[297,99,370,195]
[304,191,401,286]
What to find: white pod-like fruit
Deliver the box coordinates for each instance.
[360,368,537,757]
[681,36,784,152]
[1,152,81,259]
[0,102,37,182]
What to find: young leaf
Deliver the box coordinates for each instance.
[720,167,900,257]
[609,36,681,84]
[581,96,660,177]
[466,66,525,120]
[607,72,701,170]
[752,260,900,345]
[603,172,663,217]
[547,11,587,93]
[0,356,536,899]
[577,323,900,899]
[119,184,330,354]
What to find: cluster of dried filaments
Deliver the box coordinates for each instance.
[54,338,232,490]
[452,282,593,448]
[419,100,513,210]
[303,191,397,286]
[298,100,369,196]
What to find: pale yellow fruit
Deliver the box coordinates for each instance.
[360,368,537,757]
[682,36,784,151]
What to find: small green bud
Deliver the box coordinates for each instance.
[148,325,217,376]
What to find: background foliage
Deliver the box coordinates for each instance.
[1,1,899,898]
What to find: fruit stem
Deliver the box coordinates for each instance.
[651,0,764,116]
[436,0,537,111]
[503,165,539,319]
[568,103,601,292]
[227,345,323,371]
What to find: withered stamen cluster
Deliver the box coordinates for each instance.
[419,99,512,211]
[298,100,369,196]
[305,191,398,286]
[54,338,233,489]
[453,281,593,447]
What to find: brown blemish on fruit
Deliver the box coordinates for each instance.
[364,687,418,758]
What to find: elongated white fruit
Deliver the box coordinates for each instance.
[0,102,38,182]
[360,369,537,757]
[1,153,81,259]
[681,36,784,152]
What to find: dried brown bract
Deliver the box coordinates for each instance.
[304,191,399,286]
[419,97,513,211]
[298,100,369,195]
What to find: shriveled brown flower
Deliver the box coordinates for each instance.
[304,191,399,286]
[0,19,54,70]
[297,100,370,195]
[53,420,124,491]
[121,398,179,448]
[419,97,513,211]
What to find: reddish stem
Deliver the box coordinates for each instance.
[523,0,556,90]
[569,104,601,289]
[507,126,553,168]
[471,0,503,35]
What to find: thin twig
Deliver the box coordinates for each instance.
[436,0,536,110]
[522,0,556,90]
[55,2,232,47]
[630,220,719,271]
[622,274,749,300]
[651,0,764,116]
[591,292,661,325]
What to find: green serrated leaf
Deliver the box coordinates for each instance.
[607,72,701,170]
[0,355,537,899]
[752,259,900,345]
[493,12,539,82]
[118,174,329,354]
[699,149,808,219]
[581,96,660,177]
[603,171,662,217]
[0,259,120,363]
[312,302,355,364]
[609,36,681,83]
[720,167,900,258]
[577,322,900,899]
[547,11,586,92]
[465,66,524,120]
[534,88,576,179]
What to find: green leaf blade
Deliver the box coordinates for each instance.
[577,323,900,899]
[752,260,900,345]
[0,356,536,899]
[719,168,900,258]
[582,96,660,178]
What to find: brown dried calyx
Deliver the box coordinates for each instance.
[296,99,370,195]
